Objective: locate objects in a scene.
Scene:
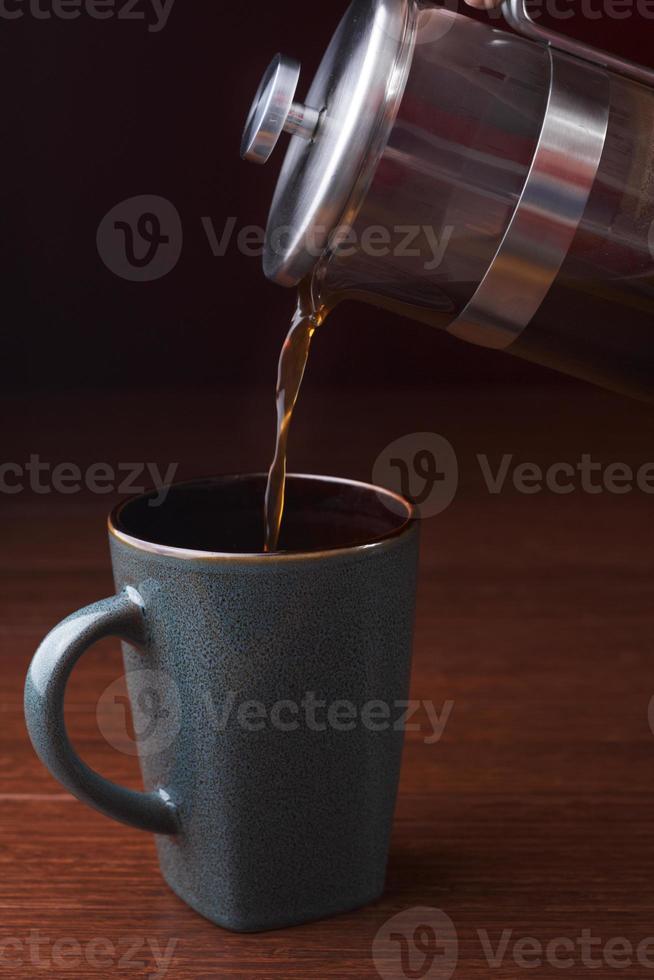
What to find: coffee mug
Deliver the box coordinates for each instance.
[24,474,419,932]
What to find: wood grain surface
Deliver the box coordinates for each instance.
[2,381,654,979]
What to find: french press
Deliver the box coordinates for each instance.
[242,0,654,402]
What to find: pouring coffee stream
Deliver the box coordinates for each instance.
[264,280,333,553]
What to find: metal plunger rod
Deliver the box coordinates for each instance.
[284,103,321,141]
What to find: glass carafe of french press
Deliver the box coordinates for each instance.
[242,0,654,402]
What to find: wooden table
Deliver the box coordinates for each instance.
[2,382,654,978]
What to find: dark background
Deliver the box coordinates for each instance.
[2,0,652,394]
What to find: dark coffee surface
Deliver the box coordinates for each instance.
[114,476,410,555]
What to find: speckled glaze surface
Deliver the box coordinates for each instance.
[25,476,420,933]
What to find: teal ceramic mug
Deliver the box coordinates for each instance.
[24,474,419,932]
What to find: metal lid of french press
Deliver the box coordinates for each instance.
[241,0,415,287]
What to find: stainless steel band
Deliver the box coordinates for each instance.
[447,47,610,352]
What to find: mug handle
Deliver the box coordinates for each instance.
[24,588,179,835]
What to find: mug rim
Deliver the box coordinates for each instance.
[108,473,417,564]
